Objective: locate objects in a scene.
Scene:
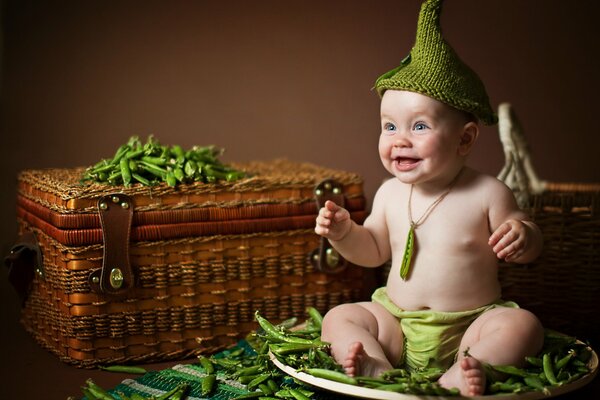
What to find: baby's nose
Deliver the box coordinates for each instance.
[393,138,410,147]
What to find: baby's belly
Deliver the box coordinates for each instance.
[385,256,502,312]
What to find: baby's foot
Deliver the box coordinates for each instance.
[439,357,486,396]
[342,342,390,377]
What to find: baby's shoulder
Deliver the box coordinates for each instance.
[463,168,515,202]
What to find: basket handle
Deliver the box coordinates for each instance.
[3,231,43,305]
[496,103,547,208]
[310,179,349,273]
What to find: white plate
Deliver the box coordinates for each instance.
[270,346,598,399]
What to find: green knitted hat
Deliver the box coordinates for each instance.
[374,0,497,125]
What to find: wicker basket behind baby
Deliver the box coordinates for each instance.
[496,103,600,349]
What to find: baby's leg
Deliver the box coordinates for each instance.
[321,302,403,377]
[439,307,544,396]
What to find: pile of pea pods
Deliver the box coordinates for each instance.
[76,310,593,399]
[81,136,245,187]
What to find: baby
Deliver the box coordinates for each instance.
[314,0,544,396]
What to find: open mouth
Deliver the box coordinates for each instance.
[394,157,421,171]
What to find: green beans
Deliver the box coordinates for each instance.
[305,306,323,329]
[304,368,358,385]
[99,365,147,374]
[255,311,318,345]
[201,374,217,396]
[81,135,245,187]
[543,353,558,385]
[198,355,215,374]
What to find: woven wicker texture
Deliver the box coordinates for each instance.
[498,184,600,345]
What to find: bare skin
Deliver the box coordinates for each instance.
[315,90,544,396]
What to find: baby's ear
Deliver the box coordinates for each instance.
[457,122,479,156]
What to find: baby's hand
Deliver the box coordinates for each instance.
[314,200,352,241]
[488,219,530,262]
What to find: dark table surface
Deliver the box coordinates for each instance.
[1,267,598,399]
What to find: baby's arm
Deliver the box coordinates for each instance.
[487,181,543,263]
[315,185,391,267]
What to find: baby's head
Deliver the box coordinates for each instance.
[375,0,496,126]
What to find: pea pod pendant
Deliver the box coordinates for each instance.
[400,224,415,280]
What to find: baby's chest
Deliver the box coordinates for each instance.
[386,201,489,251]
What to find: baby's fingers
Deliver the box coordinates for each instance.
[325,200,341,212]
[488,223,511,247]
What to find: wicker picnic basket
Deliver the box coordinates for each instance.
[496,103,600,346]
[5,159,375,367]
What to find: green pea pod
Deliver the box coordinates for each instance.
[111,145,130,165]
[543,353,558,385]
[491,364,530,378]
[81,387,99,400]
[555,351,575,370]
[236,365,263,377]
[247,373,271,391]
[184,160,196,177]
[274,390,293,399]
[400,224,415,280]
[238,374,261,384]
[525,356,543,367]
[288,388,311,400]
[120,158,132,186]
[254,311,315,345]
[141,156,167,166]
[228,347,246,358]
[140,161,167,179]
[125,149,144,159]
[99,365,147,374]
[377,382,410,392]
[266,379,279,393]
[524,375,545,390]
[92,162,114,174]
[304,368,358,385]
[258,341,269,355]
[85,379,114,400]
[269,343,321,356]
[108,169,122,184]
[201,374,217,396]
[173,167,185,182]
[198,355,215,374]
[306,307,323,329]
[155,383,188,400]
[258,383,273,396]
[231,393,264,400]
[171,145,186,165]
[132,173,151,186]
[128,160,139,173]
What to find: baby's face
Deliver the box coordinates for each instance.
[378,90,471,186]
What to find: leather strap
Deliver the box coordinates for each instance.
[3,231,43,304]
[89,194,134,295]
[310,179,349,273]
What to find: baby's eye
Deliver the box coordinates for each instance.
[413,122,429,132]
[384,122,397,132]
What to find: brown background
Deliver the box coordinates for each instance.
[1,0,599,398]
